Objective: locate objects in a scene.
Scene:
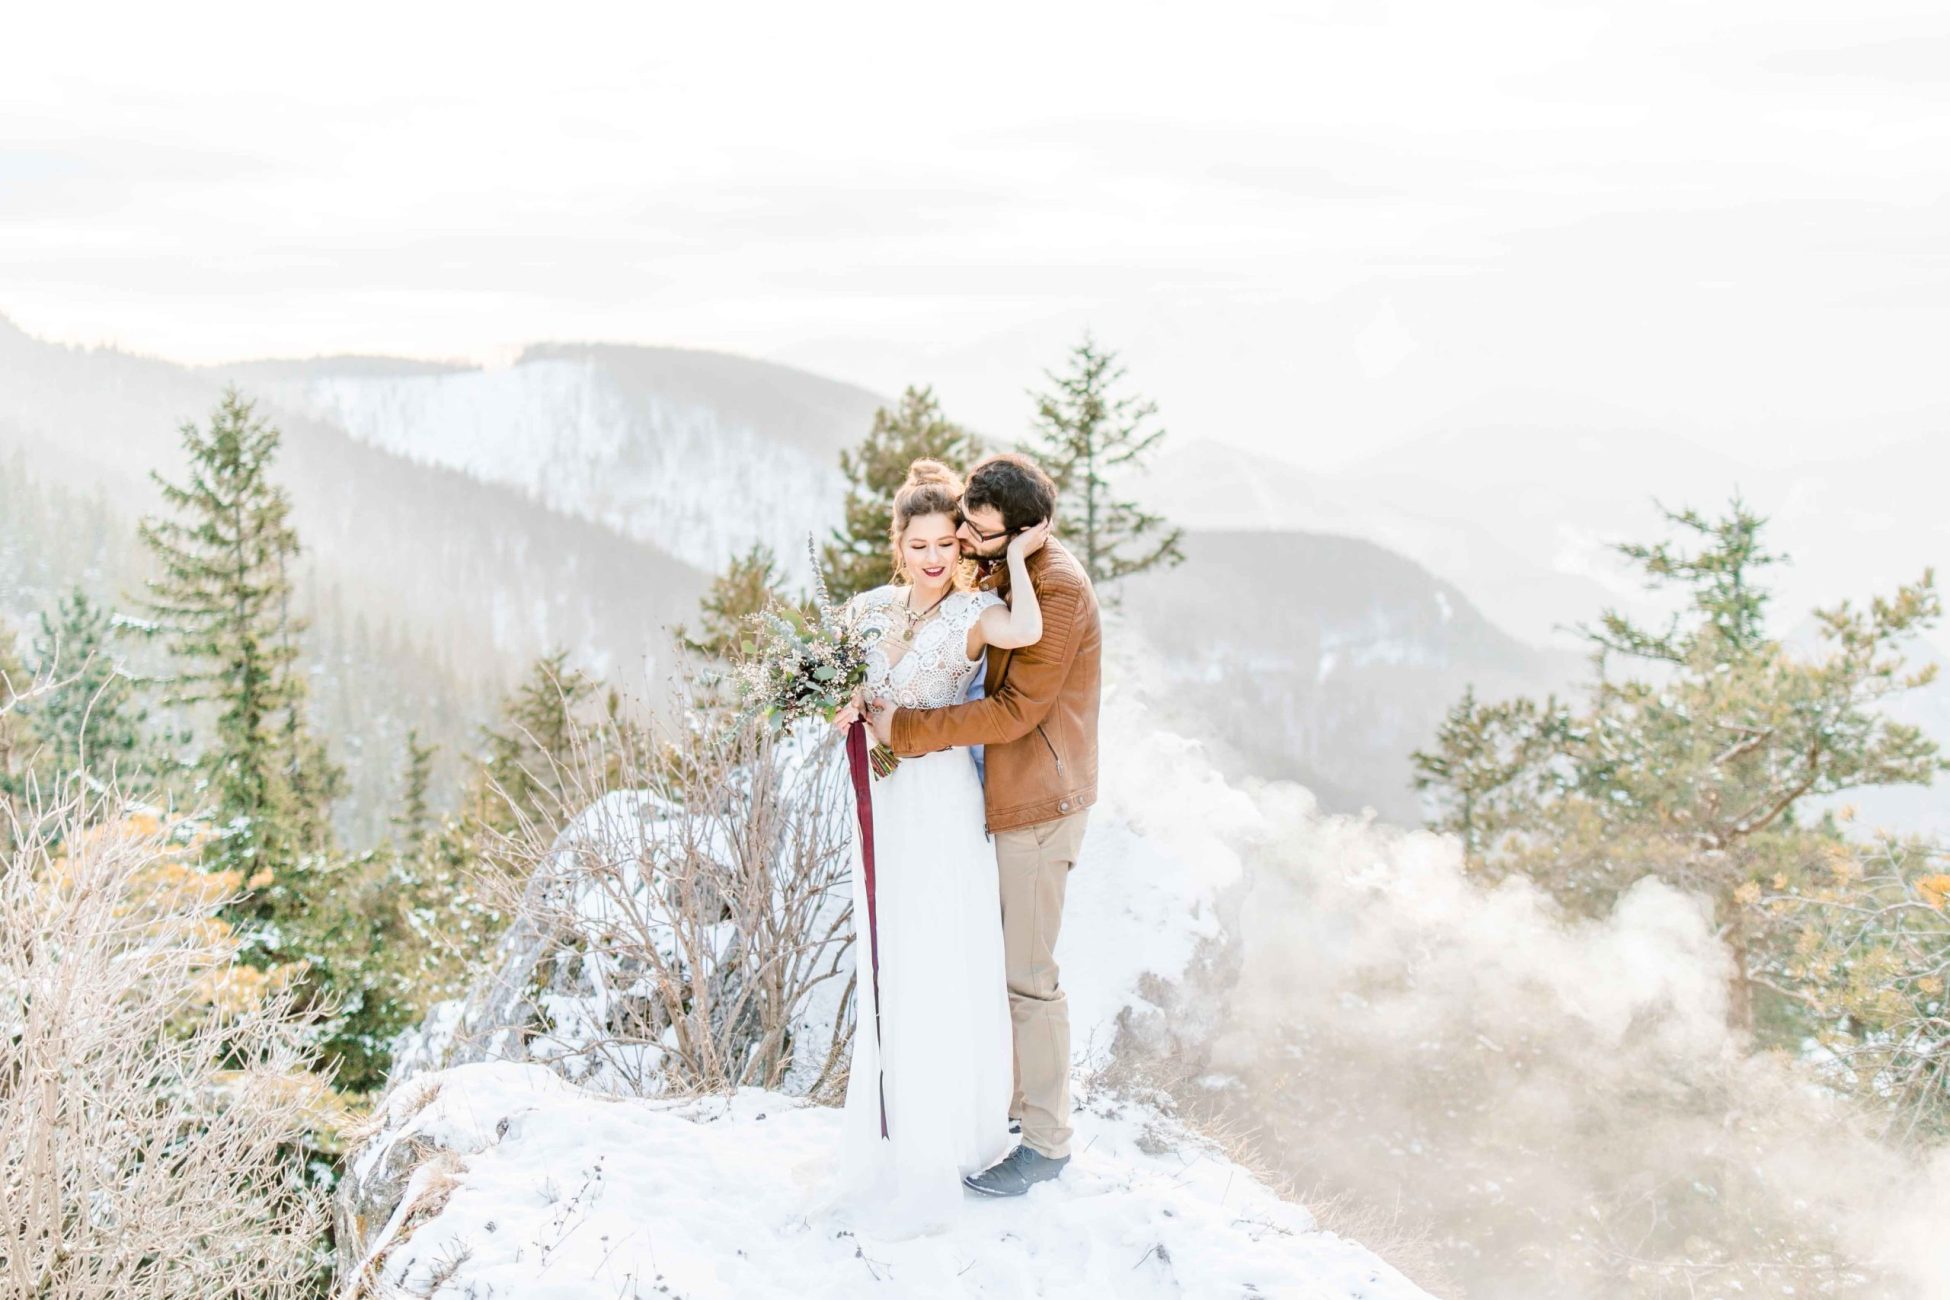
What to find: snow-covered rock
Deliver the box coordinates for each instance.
[387,731,853,1099]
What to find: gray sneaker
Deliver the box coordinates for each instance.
[962,1144,1069,1197]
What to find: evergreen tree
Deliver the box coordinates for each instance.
[469,649,602,839]
[1575,495,1786,664]
[822,386,980,601]
[134,387,344,903]
[1025,334,1184,586]
[1412,496,1945,1032]
[681,543,791,661]
[391,727,437,848]
[1410,685,1571,865]
[24,586,152,790]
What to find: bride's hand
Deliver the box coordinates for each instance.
[831,686,866,732]
[1008,518,1052,562]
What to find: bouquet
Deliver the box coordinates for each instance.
[733,539,901,777]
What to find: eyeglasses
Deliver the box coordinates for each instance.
[958,501,1017,544]
[962,520,1016,544]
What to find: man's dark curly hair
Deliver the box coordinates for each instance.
[961,452,1057,532]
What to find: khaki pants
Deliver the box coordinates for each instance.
[994,808,1089,1160]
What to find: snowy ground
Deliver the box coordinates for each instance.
[344,643,1435,1298]
[347,1061,1429,1300]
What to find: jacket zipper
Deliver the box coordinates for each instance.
[1036,723,1064,775]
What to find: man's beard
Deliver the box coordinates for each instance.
[968,544,1011,591]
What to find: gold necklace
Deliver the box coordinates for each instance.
[893,588,952,645]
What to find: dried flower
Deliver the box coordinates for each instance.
[732,536,880,731]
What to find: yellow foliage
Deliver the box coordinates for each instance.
[190,960,302,1015]
[1733,880,1762,907]
[45,808,298,1016]
[210,1067,365,1155]
[1917,874,1950,910]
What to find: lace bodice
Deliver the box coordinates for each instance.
[849,586,1001,711]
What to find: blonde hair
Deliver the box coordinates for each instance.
[889,459,970,587]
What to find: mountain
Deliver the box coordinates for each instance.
[0,320,713,681]
[8,313,1940,841]
[217,342,882,578]
[0,313,1624,838]
[198,352,1590,827]
[1128,437,1623,657]
[1117,529,1582,822]
[0,321,887,845]
[1134,418,1950,666]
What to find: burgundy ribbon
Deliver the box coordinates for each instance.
[845,720,889,1139]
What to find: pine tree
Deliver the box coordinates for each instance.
[822,386,980,601]
[469,650,602,839]
[1410,685,1571,865]
[1025,334,1184,586]
[1412,496,1945,1032]
[1574,494,1786,665]
[135,387,343,896]
[391,728,437,848]
[681,543,791,661]
[23,586,152,791]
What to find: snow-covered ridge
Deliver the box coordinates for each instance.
[341,1064,1428,1300]
[336,649,1438,1298]
[252,355,851,579]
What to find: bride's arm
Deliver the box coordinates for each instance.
[882,569,1083,755]
[967,521,1050,656]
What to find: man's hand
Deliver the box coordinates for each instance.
[1007,518,1052,562]
[868,698,898,747]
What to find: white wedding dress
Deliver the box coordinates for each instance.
[828,585,1014,1235]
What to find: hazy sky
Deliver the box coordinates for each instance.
[5,1,1949,468]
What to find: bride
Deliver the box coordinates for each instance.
[827,458,1048,1234]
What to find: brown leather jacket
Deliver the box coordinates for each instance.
[890,537,1101,833]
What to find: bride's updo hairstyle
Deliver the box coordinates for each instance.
[889,458,968,586]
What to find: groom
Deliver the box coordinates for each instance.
[870,451,1102,1197]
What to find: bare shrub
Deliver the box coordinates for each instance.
[0,781,331,1299]
[461,675,857,1099]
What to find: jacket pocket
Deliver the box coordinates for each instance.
[1035,722,1065,777]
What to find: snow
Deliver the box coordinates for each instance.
[387,729,856,1097]
[356,1064,1429,1300]
[349,643,1435,1298]
[256,358,846,579]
